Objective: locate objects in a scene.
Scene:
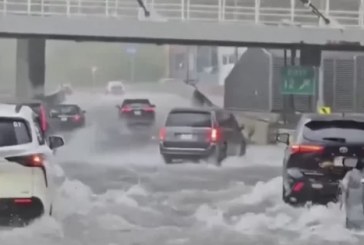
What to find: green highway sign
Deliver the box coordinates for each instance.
[281,66,316,95]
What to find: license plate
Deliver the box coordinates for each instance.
[311,183,323,189]
[60,117,67,122]
[334,156,358,168]
[134,111,141,116]
[180,134,193,140]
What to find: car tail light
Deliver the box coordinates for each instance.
[290,145,324,154]
[292,182,304,192]
[5,154,48,186]
[6,154,44,167]
[208,127,220,143]
[159,127,166,141]
[121,106,132,112]
[72,114,81,121]
[14,198,32,204]
[39,105,48,132]
[143,107,155,112]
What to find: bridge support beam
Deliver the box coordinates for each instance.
[15,38,46,99]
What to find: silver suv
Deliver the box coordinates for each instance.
[159,108,246,166]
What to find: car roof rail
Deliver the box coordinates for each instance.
[15,104,22,113]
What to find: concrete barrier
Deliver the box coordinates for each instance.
[190,84,281,145]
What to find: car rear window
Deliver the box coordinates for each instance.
[111,86,123,91]
[54,105,79,115]
[0,118,31,146]
[122,99,150,107]
[303,120,364,143]
[166,111,211,127]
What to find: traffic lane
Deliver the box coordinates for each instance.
[60,161,282,195]
[55,157,363,245]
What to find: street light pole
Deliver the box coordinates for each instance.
[91,66,98,89]
[130,53,136,83]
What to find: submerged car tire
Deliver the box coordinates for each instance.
[207,147,222,166]
[162,155,173,164]
[238,142,246,156]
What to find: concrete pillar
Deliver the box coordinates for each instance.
[15,38,46,99]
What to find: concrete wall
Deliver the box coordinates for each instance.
[225,48,271,111]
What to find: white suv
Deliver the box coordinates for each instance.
[105,81,125,95]
[0,104,64,226]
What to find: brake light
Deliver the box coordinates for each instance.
[159,127,166,141]
[143,107,155,112]
[208,127,220,142]
[121,106,132,112]
[292,182,304,192]
[6,154,47,186]
[290,145,323,154]
[72,114,81,121]
[14,198,32,204]
[6,154,44,167]
[39,105,47,132]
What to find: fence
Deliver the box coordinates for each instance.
[0,0,363,27]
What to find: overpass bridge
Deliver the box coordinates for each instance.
[0,0,364,47]
[2,0,364,102]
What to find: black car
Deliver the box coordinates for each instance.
[277,113,364,206]
[159,107,246,165]
[117,99,156,128]
[49,104,86,130]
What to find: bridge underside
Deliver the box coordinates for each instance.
[0,15,364,51]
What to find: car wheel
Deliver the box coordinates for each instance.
[207,147,222,166]
[237,142,246,156]
[162,155,173,164]
[282,185,288,203]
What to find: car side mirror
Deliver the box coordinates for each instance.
[276,133,290,145]
[49,136,64,150]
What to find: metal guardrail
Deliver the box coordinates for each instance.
[0,0,362,28]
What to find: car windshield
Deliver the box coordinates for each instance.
[166,111,211,127]
[303,120,364,143]
[0,118,31,147]
[54,105,79,115]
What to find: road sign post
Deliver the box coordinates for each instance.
[281,66,316,95]
[125,45,137,82]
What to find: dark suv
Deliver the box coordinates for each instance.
[159,108,246,165]
[277,113,364,206]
